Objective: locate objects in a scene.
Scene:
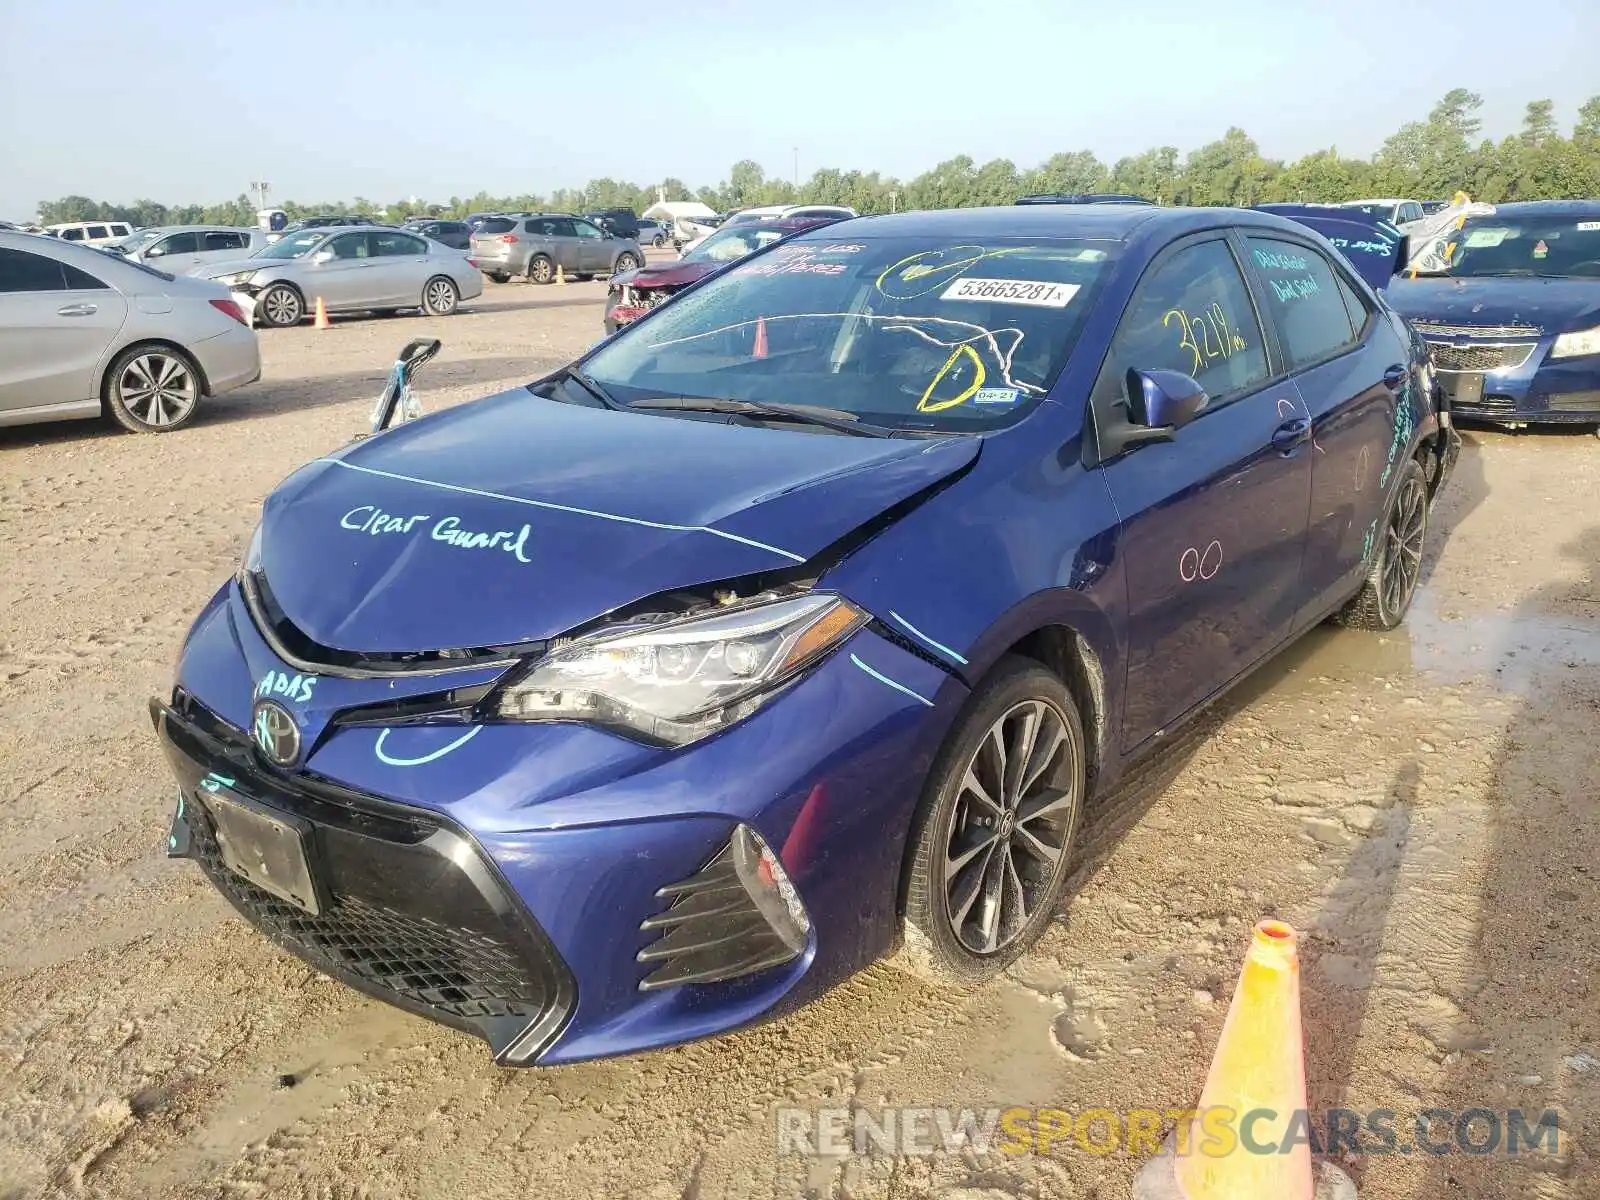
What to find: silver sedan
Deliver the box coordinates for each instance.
[0,229,260,433]
[195,226,484,328]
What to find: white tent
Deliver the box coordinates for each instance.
[642,200,717,223]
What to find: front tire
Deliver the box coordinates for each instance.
[1338,457,1428,631]
[897,656,1085,983]
[256,283,304,328]
[421,275,459,315]
[104,344,202,433]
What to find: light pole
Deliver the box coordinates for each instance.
[792,147,799,189]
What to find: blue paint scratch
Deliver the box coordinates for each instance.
[850,654,934,707]
[889,611,969,665]
[375,725,484,766]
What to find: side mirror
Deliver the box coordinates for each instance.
[145,244,166,258]
[1128,368,1208,430]
[1100,368,1209,458]
[312,249,335,264]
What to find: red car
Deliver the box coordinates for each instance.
[603,216,842,334]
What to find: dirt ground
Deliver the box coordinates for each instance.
[2,263,1598,1200]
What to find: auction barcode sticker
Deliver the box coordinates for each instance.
[941,278,1080,307]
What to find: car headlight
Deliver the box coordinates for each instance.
[1551,325,1600,359]
[494,593,867,745]
[216,270,258,287]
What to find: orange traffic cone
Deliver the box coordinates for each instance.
[1133,920,1355,1200]
[313,296,330,329]
[555,263,566,285]
[752,315,768,359]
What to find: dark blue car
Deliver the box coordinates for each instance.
[152,203,1457,1065]
[1387,200,1600,429]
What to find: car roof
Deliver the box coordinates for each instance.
[1467,199,1600,219]
[139,224,256,234]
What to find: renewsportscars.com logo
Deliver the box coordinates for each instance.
[776,1106,1562,1159]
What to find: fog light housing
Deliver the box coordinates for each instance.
[730,823,810,954]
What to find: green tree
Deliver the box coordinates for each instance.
[1107,146,1179,203]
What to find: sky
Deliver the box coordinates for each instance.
[2,0,1597,219]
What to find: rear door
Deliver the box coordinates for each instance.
[0,246,129,413]
[1240,234,1407,626]
[1095,234,1314,747]
[370,230,431,305]
[544,218,583,274]
[144,231,204,273]
[194,229,252,268]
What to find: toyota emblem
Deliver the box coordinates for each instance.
[252,699,301,766]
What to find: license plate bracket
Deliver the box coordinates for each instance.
[199,786,321,914]
[1447,371,1484,406]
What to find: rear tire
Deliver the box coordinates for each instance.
[485,271,510,284]
[1337,457,1428,631]
[528,255,555,284]
[612,252,639,276]
[103,344,202,433]
[895,656,1085,984]
[421,275,459,315]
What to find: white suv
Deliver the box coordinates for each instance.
[46,220,136,246]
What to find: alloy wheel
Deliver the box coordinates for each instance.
[424,278,457,314]
[531,258,553,283]
[1382,475,1427,618]
[941,698,1079,954]
[614,254,637,275]
[261,286,301,326]
[118,352,197,428]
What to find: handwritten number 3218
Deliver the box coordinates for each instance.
[1162,302,1247,376]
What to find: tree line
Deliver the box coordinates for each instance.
[33,89,1600,230]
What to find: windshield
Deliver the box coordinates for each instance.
[584,235,1119,432]
[1344,203,1401,223]
[684,226,789,263]
[116,229,165,255]
[252,230,328,260]
[1424,216,1600,279]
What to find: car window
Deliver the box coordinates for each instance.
[328,233,369,260]
[1336,273,1372,338]
[62,261,108,289]
[572,220,604,240]
[1245,237,1358,370]
[86,225,108,240]
[375,232,426,256]
[542,218,577,238]
[0,247,73,291]
[475,217,516,235]
[203,231,247,251]
[1097,239,1269,409]
[152,232,202,256]
[60,227,85,241]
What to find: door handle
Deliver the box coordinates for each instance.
[56,303,97,316]
[1382,363,1407,390]
[1270,415,1313,452]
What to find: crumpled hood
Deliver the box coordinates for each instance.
[1387,276,1600,333]
[191,257,276,279]
[610,260,718,292]
[257,390,978,652]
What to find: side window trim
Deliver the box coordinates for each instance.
[1235,230,1366,376]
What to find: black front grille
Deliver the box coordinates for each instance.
[1455,393,1519,415]
[189,809,546,1025]
[156,696,575,1063]
[1412,320,1541,338]
[1423,340,1536,373]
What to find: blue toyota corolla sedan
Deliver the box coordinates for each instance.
[1387,200,1600,430]
[153,203,1458,1065]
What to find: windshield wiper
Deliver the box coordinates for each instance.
[628,396,891,438]
[557,367,626,410]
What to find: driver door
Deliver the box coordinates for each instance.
[570,218,611,274]
[1095,234,1313,748]
[305,232,372,309]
